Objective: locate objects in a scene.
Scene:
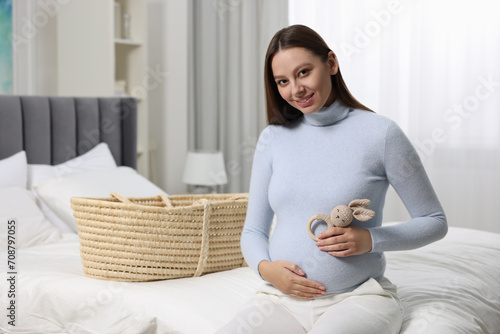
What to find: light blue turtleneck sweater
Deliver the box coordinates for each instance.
[240,100,447,294]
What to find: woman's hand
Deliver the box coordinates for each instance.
[316,226,372,257]
[258,260,326,300]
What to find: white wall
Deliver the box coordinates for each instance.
[13,0,184,190]
[147,0,189,194]
[56,0,113,96]
[12,0,57,95]
[13,0,113,96]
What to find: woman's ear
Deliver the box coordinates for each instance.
[327,51,339,75]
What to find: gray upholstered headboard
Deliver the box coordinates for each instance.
[0,95,137,168]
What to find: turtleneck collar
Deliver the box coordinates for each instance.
[302,99,350,127]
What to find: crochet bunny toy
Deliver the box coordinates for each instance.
[307,199,375,241]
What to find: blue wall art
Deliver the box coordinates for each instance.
[0,0,12,94]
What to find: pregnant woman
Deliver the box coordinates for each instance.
[217,24,447,333]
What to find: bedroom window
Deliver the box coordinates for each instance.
[288,0,500,149]
[289,0,500,232]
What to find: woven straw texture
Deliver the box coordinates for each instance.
[70,192,248,282]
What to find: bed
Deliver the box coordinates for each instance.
[1,95,500,334]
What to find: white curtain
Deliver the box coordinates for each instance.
[189,0,288,193]
[289,0,500,233]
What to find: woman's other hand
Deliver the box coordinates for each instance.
[258,260,327,300]
[316,226,372,257]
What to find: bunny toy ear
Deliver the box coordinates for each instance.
[348,199,374,222]
[352,208,375,222]
[348,199,371,209]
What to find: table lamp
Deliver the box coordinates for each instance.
[182,150,228,194]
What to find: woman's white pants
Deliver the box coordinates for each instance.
[216,276,403,334]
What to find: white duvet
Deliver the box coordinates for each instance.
[1,226,499,334]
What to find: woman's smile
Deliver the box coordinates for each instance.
[296,93,314,108]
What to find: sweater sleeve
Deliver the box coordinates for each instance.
[367,121,448,252]
[240,127,275,275]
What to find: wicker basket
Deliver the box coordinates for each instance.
[70,192,248,282]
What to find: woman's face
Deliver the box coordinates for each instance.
[271,47,338,114]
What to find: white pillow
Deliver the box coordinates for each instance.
[28,143,118,232]
[37,200,75,234]
[0,151,27,189]
[28,142,117,188]
[0,187,62,249]
[33,167,168,232]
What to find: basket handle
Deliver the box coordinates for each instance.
[194,199,211,277]
[110,192,173,207]
[228,194,249,201]
[110,192,132,203]
[157,193,173,208]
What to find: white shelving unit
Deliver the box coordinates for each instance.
[46,0,150,177]
[113,0,149,178]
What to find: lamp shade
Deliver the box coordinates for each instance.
[182,151,228,186]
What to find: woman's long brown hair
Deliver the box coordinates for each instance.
[264,25,373,125]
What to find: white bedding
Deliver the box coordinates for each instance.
[1,226,499,334]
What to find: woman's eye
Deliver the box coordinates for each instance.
[298,69,309,77]
[277,79,287,86]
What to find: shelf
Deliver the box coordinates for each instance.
[114,38,142,46]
